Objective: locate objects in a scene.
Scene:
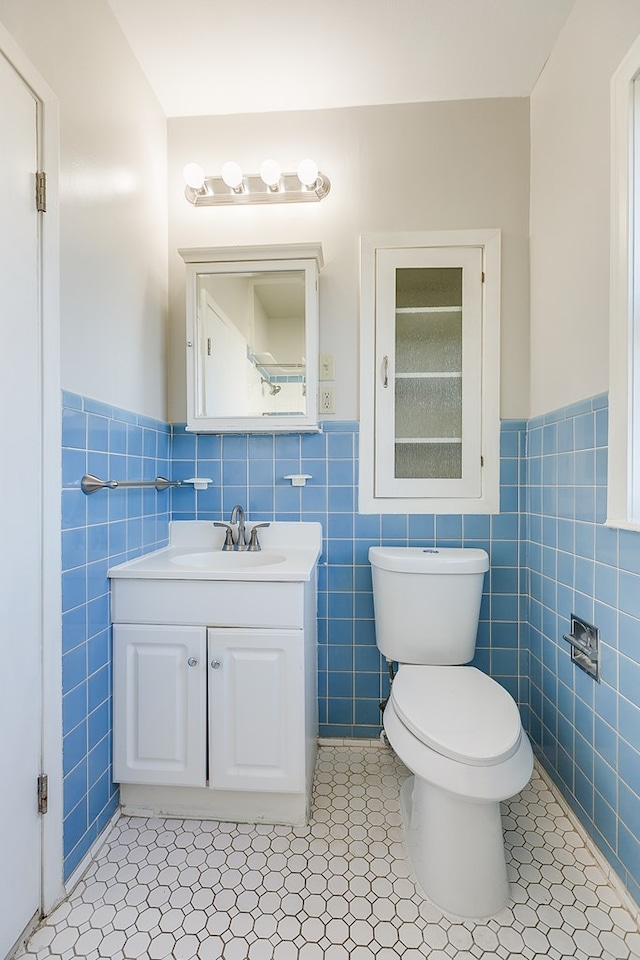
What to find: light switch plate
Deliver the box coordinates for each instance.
[319,353,335,380]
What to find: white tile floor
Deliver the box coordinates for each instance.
[16,743,640,960]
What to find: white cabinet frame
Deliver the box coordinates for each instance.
[359,229,501,514]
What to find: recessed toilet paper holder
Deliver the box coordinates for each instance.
[563,613,600,682]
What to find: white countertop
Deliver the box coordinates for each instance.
[108,521,323,583]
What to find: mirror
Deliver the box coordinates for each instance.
[180,244,322,432]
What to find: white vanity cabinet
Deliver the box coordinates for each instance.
[109,521,321,826]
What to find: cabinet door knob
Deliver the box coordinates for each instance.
[187,657,198,667]
[210,659,221,669]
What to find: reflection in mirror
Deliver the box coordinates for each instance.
[197,270,307,419]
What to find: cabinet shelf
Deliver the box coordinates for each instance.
[395,371,461,379]
[396,437,462,444]
[396,306,462,314]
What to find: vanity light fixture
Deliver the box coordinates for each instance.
[183,157,330,206]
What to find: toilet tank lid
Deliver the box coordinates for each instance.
[369,546,489,574]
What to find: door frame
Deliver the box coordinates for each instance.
[0,23,63,914]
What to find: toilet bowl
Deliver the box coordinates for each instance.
[368,546,534,919]
[383,664,533,918]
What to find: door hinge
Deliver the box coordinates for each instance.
[36,171,47,213]
[37,774,48,814]
[481,271,485,283]
[481,455,484,467]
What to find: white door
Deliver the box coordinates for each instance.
[0,51,43,957]
[113,624,207,787]
[208,628,304,793]
[200,292,252,417]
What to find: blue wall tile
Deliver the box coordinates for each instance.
[59,391,640,904]
[175,419,528,743]
[525,393,640,901]
[60,394,170,878]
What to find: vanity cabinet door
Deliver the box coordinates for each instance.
[208,628,305,793]
[113,624,207,787]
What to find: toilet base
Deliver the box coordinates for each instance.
[400,774,510,919]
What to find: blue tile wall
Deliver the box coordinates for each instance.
[525,393,640,903]
[171,419,528,739]
[59,393,640,905]
[61,392,171,878]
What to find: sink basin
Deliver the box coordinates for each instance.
[170,551,287,570]
[108,521,322,582]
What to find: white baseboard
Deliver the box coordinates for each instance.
[318,736,386,748]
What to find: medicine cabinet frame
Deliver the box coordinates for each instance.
[359,229,501,514]
[180,243,323,433]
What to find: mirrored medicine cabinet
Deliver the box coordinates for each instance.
[179,243,323,433]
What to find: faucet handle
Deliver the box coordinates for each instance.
[213,521,235,551]
[247,522,270,552]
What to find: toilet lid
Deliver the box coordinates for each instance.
[390,666,522,766]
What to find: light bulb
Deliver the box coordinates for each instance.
[259,158,281,188]
[183,162,205,190]
[221,160,243,190]
[297,158,319,188]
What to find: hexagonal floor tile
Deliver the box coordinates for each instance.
[13,744,640,960]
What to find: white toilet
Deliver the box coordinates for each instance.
[369,546,533,919]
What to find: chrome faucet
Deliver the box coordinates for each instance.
[213,506,270,551]
[230,504,247,550]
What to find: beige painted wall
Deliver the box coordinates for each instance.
[0,0,168,420]
[168,98,530,423]
[529,0,640,418]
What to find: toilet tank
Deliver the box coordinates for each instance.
[369,547,489,665]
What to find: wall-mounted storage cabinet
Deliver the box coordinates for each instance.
[179,243,323,433]
[359,230,501,514]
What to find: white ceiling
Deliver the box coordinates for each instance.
[106,0,576,118]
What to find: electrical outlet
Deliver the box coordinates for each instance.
[319,386,335,414]
[319,353,335,380]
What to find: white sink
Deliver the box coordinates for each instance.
[108,521,322,583]
[170,551,286,570]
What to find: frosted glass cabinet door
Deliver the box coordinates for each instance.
[113,624,207,786]
[375,246,483,498]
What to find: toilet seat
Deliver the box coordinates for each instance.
[390,665,522,766]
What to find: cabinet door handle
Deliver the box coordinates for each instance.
[210,659,221,669]
[383,355,389,388]
[187,657,198,667]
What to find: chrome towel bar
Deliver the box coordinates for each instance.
[81,474,181,495]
